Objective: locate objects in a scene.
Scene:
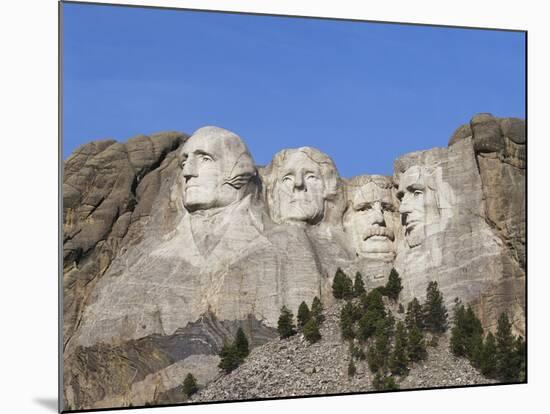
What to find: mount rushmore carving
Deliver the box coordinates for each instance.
[62,113,525,409]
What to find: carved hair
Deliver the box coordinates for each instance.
[344,175,395,215]
[264,147,339,200]
[185,126,257,190]
[395,164,455,215]
[169,126,259,212]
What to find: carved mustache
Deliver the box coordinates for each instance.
[363,226,395,241]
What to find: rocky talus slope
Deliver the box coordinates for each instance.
[190,303,494,403]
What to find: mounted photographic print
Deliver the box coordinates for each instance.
[60,1,526,411]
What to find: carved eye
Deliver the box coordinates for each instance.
[282,176,293,184]
[200,155,213,163]
[382,202,394,212]
[413,190,423,197]
[180,157,188,169]
[305,173,318,181]
[358,203,372,212]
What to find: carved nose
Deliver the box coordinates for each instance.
[399,195,412,214]
[293,175,306,191]
[182,158,198,180]
[372,204,385,226]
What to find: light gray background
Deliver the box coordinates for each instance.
[1,0,545,413]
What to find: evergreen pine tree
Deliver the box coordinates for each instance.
[495,313,517,382]
[234,327,250,360]
[370,318,392,372]
[303,318,321,344]
[353,272,366,297]
[348,359,357,377]
[398,303,405,314]
[480,332,497,378]
[407,324,427,362]
[367,345,383,373]
[357,291,387,342]
[464,306,484,367]
[383,311,396,336]
[218,342,239,373]
[277,306,296,339]
[342,273,354,300]
[311,296,325,325]
[358,312,376,342]
[450,298,467,356]
[360,288,386,314]
[513,336,526,382]
[182,373,198,397]
[385,268,403,301]
[332,268,353,299]
[297,301,311,329]
[390,321,409,376]
[405,297,424,331]
[340,301,356,341]
[422,281,448,333]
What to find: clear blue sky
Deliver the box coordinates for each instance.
[62,2,525,177]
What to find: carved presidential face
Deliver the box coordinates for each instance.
[344,181,396,258]
[276,151,326,223]
[396,165,437,248]
[178,127,255,213]
[267,148,338,225]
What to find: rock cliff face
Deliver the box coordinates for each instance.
[62,115,525,410]
[393,114,525,335]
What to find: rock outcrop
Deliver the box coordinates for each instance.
[62,115,525,410]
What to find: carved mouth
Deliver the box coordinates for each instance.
[363,226,394,241]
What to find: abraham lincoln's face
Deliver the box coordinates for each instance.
[396,165,438,248]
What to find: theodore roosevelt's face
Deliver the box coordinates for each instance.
[344,181,396,258]
[179,132,241,212]
[274,151,326,224]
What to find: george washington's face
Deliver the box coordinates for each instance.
[178,128,252,213]
[274,151,327,224]
[344,181,396,258]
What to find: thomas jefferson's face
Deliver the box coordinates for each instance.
[344,182,396,258]
[397,166,431,248]
[275,151,326,224]
[179,132,240,212]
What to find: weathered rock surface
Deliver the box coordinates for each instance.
[65,312,276,410]
[62,114,525,410]
[63,131,186,350]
